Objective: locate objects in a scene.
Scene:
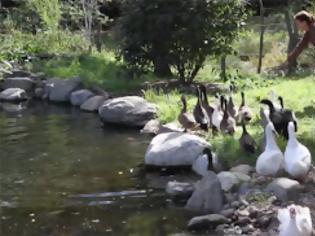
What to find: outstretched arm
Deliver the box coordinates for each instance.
[287,32,310,64]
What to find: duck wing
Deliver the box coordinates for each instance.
[296,206,313,235]
[193,105,208,128]
[278,208,291,233]
[240,133,256,153]
[178,112,196,129]
[256,150,283,176]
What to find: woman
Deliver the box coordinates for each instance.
[281,10,315,68]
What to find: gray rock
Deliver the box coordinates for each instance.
[166,181,194,200]
[159,122,183,134]
[231,201,241,208]
[98,96,157,127]
[34,87,44,99]
[265,177,303,202]
[80,95,106,112]
[70,89,94,106]
[0,88,27,101]
[257,215,272,228]
[3,77,35,92]
[231,164,255,175]
[141,119,161,135]
[220,208,235,218]
[141,120,183,135]
[187,214,229,231]
[217,171,241,192]
[45,77,82,102]
[0,102,25,113]
[186,171,224,213]
[4,69,31,78]
[145,132,210,166]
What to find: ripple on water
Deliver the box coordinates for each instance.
[0,102,188,235]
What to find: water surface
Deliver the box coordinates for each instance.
[0,101,191,236]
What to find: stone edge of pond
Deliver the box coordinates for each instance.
[0,71,158,129]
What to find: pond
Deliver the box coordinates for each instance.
[0,101,192,236]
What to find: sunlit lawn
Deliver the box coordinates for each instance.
[145,76,315,166]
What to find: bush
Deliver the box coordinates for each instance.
[118,0,247,84]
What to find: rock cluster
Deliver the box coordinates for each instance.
[0,70,157,128]
[160,160,309,235]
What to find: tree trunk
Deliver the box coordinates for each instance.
[220,56,227,81]
[284,9,299,72]
[153,56,172,78]
[95,21,102,52]
[257,0,265,74]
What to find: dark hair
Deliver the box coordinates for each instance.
[294,11,315,25]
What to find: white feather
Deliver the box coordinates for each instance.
[284,122,312,179]
[256,122,284,176]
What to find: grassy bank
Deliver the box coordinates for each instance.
[145,76,315,166]
[31,52,156,93]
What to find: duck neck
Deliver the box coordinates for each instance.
[202,89,209,105]
[241,92,245,107]
[223,100,228,118]
[182,99,187,113]
[196,89,201,107]
[207,154,213,170]
[288,128,299,147]
[242,122,247,134]
[266,132,278,150]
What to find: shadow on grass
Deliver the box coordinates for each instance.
[296,105,315,120]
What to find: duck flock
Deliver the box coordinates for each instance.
[177,84,313,235]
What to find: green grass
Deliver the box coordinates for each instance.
[145,76,315,166]
[31,51,156,93]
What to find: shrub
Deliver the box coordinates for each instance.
[118,0,247,84]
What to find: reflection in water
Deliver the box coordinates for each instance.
[0,101,189,236]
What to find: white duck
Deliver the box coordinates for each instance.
[284,122,312,180]
[211,95,223,130]
[278,204,312,236]
[256,122,284,176]
[192,148,223,175]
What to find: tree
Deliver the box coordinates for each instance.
[118,0,247,83]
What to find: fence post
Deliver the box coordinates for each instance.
[257,0,265,74]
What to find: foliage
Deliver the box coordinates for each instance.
[32,52,155,92]
[27,0,61,32]
[118,0,247,83]
[0,30,88,62]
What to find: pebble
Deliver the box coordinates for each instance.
[231,201,241,208]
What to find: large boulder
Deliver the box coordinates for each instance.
[45,77,82,102]
[3,77,35,92]
[187,214,229,231]
[0,88,27,101]
[70,89,94,106]
[186,171,224,213]
[145,132,210,166]
[80,95,107,112]
[98,96,157,127]
[266,177,303,202]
